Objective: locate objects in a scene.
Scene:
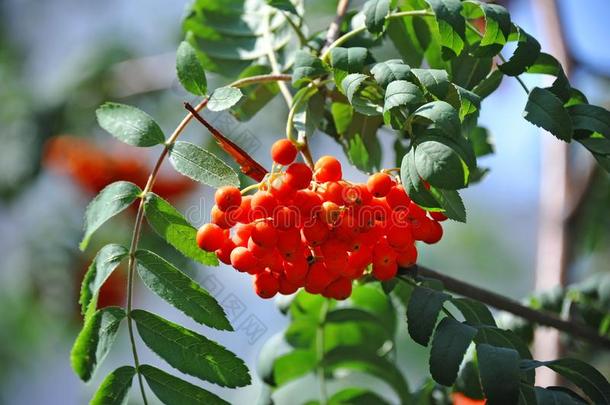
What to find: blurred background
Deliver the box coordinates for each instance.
[0,0,608,404]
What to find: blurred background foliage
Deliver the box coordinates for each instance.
[0,0,608,404]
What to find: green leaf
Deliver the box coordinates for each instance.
[413,139,467,189]
[568,104,610,139]
[140,364,229,405]
[143,193,218,266]
[293,86,325,139]
[371,60,412,89]
[292,50,328,87]
[266,0,298,15]
[534,387,587,405]
[334,104,384,172]
[411,68,451,99]
[323,347,411,403]
[80,244,128,316]
[79,181,141,251]
[400,148,442,210]
[341,73,369,103]
[176,41,208,96]
[207,86,243,112]
[135,249,231,330]
[477,343,520,405]
[468,126,494,157]
[472,70,504,99]
[232,65,280,121]
[386,14,424,67]
[526,53,571,102]
[523,87,572,142]
[463,1,511,56]
[273,349,316,386]
[71,307,126,382]
[425,0,465,59]
[363,0,391,34]
[521,359,610,404]
[132,309,251,387]
[429,187,466,222]
[384,80,424,113]
[90,366,135,405]
[96,102,165,147]
[407,286,450,346]
[168,141,239,187]
[326,308,382,325]
[578,136,610,155]
[450,54,492,90]
[328,388,391,405]
[450,297,496,326]
[330,47,370,85]
[429,317,477,386]
[410,101,461,139]
[499,27,541,76]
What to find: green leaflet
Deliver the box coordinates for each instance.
[273,349,317,386]
[79,244,129,316]
[383,80,424,113]
[232,64,280,121]
[429,317,477,386]
[425,0,465,59]
[207,86,243,112]
[450,297,496,326]
[71,307,126,382]
[330,47,371,86]
[413,139,468,189]
[524,87,573,142]
[328,388,391,405]
[499,26,541,76]
[176,41,208,96]
[80,181,141,251]
[371,59,412,89]
[410,101,461,139]
[477,344,521,405]
[132,309,251,388]
[140,364,230,405]
[292,50,328,87]
[407,285,450,345]
[96,102,165,147]
[363,0,391,34]
[135,249,231,330]
[90,366,135,405]
[168,141,239,188]
[143,193,218,265]
[568,103,610,139]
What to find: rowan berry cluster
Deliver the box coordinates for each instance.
[197,139,446,300]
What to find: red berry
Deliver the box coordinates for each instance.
[196,223,225,252]
[396,243,418,267]
[321,181,345,204]
[277,228,301,255]
[386,185,411,209]
[372,261,398,281]
[283,257,309,284]
[367,173,394,197]
[251,221,278,248]
[408,201,426,219]
[215,186,242,212]
[284,163,313,190]
[373,240,397,267]
[334,215,359,243]
[271,139,298,165]
[320,201,341,225]
[324,277,352,300]
[387,225,414,249]
[320,238,348,259]
[314,156,342,182]
[305,260,335,294]
[294,189,322,219]
[230,247,258,272]
[422,221,443,244]
[273,206,300,230]
[235,195,253,223]
[411,217,433,241]
[215,238,236,264]
[233,223,253,247]
[278,275,299,295]
[253,271,279,299]
[429,211,448,222]
[247,237,272,258]
[324,253,348,276]
[302,219,330,246]
[251,191,278,218]
[210,205,237,229]
[269,176,296,202]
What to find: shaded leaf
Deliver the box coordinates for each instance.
[140,364,229,405]
[410,101,461,139]
[176,41,208,96]
[132,309,251,387]
[411,68,451,99]
[90,366,135,405]
[523,87,572,142]
[477,343,520,405]
[429,187,466,222]
[71,307,126,382]
[499,27,541,76]
[363,0,391,34]
[293,50,328,87]
[96,102,165,147]
[143,193,218,265]
[425,0,465,59]
[371,59,412,89]
[80,181,141,251]
[266,0,298,15]
[168,141,239,187]
[450,297,496,326]
[568,104,610,139]
[329,388,391,405]
[413,139,467,189]
[407,286,450,345]
[384,80,424,113]
[273,349,316,386]
[429,317,477,386]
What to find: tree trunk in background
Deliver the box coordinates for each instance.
[531,0,571,387]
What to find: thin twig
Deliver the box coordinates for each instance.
[322,0,351,52]
[398,266,610,349]
[264,11,293,106]
[231,73,292,88]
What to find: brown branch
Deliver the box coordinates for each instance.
[322,0,351,52]
[398,265,610,349]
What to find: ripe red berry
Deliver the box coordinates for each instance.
[277,228,301,255]
[278,275,299,295]
[422,221,443,244]
[429,211,448,222]
[321,181,345,204]
[302,219,330,246]
[386,185,411,209]
[411,217,433,241]
[247,237,272,258]
[373,240,397,267]
[251,191,278,219]
[314,156,342,182]
[283,257,309,284]
[233,223,253,247]
[372,261,398,281]
[215,186,242,212]
[294,189,322,219]
[215,238,236,264]
[271,139,298,165]
[284,163,313,190]
[196,223,225,252]
[269,176,296,202]
[305,260,335,294]
[387,225,414,249]
[235,195,253,223]
[273,206,300,230]
[324,277,352,300]
[210,205,237,229]
[320,201,341,225]
[230,247,258,273]
[251,221,278,248]
[396,243,418,267]
[253,271,279,299]
[367,173,394,197]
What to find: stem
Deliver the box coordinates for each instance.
[231,73,292,89]
[317,299,330,404]
[264,10,293,106]
[399,265,610,349]
[320,10,434,62]
[322,0,351,52]
[465,21,530,95]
